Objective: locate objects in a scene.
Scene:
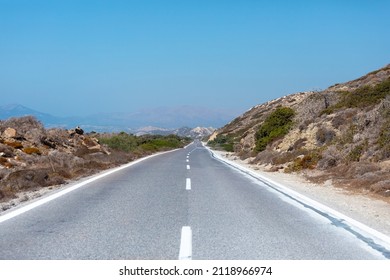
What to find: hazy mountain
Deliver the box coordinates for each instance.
[0,104,62,126]
[0,104,235,132]
[134,126,215,138]
[78,106,237,129]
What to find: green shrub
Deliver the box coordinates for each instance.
[378,116,390,159]
[347,144,365,162]
[255,107,295,152]
[98,132,138,152]
[322,78,390,115]
[208,134,235,152]
[98,133,188,153]
[285,151,322,172]
[138,135,184,152]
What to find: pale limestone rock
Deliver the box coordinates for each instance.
[3,127,17,138]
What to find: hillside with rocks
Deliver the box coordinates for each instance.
[0,116,190,209]
[208,64,390,199]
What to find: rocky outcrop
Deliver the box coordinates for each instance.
[0,117,124,203]
[208,64,390,198]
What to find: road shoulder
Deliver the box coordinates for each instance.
[210,149,390,237]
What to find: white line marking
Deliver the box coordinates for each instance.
[184,142,194,149]
[186,159,189,162]
[0,149,179,224]
[186,165,190,170]
[206,146,390,253]
[186,178,191,190]
[179,226,192,260]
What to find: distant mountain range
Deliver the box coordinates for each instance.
[0,104,236,135]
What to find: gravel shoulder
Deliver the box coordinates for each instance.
[212,150,390,237]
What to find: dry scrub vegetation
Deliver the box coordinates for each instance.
[209,64,390,199]
[0,116,190,207]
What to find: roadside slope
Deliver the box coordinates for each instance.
[208,64,390,199]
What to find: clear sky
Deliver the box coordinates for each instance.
[1,0,389,117]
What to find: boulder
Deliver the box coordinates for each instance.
[75,126,84,135]
[3,127,17,138]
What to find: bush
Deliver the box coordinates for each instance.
[0,116,45,139]
[98,132,138,152]
[208,134,235,152]
[347,144,366,162]
[99,133,188,154]
[316,127,335,146]
[317,146,340,169]
[378,112,390,159]
[285,151,322,172]
[255,107,295,152]
[322,78,390,114]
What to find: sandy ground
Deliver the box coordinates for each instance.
[212,150,390,237]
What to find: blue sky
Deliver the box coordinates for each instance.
[1,0,389,117]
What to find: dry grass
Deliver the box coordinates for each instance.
[1,116,191,203]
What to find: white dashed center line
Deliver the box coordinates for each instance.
[178,226,192,260]
[186,165,190,170]
[186,178,191,190]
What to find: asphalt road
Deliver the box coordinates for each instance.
[0,141,389,259]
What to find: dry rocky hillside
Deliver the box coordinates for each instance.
[0,116,189,208]
[209,64,390,199]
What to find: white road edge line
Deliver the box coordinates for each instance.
[184,142,194,149]
[0,149,180,224]
[186,178,191,190]
[206,146,390,253]
[178,226,192,260]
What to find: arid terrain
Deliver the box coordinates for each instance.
[0,116,190,210]
[208,64,390,201]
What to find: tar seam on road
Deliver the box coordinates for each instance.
[208,148,390,259]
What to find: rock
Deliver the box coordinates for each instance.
[68,129,76,137]
[82,137,98,148]
[75,126,84,135]
[41,137,56,149]
[3,127,17,138]
[87,144,102,153]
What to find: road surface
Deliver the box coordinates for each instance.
[0,141,389,259]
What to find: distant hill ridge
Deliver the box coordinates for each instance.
[209,64,390,198]
[0,104,227,137]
